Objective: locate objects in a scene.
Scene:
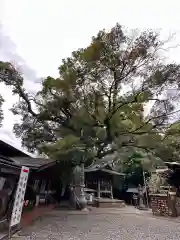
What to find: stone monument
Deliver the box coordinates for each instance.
[71,164,87,210]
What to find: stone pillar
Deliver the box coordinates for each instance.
[168,191,177,217]
[138,184,146,210]
[78,163,87,209]
[72,164,87,210]
[35,195,40,206]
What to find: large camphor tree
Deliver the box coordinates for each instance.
[0,24,180,165]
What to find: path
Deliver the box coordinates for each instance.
[12,208,180,240]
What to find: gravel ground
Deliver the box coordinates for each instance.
[12,210,180,240]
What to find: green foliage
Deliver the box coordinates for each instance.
[119,151,161,186]
[1,25,180,166]
[157,122,180,162]
[0,94,4,127]
[122,153,145,186]
[0,62,6,126]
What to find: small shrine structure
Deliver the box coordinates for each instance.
[84,162,125,207]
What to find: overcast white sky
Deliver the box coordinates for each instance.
[0,0,180,154]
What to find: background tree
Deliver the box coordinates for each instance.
[1,24,180,165]
[0,95,4,127]
[159,122,180,162]
[121,152,147,186]
[118,151,164,186]
[0,62,5,126]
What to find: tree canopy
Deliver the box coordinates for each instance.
[1,24,180,165]
[0,62,5,127]
[0,95,4,127]
[118,150,164,186]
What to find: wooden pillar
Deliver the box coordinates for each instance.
[110,181,113,199]
[97,180,101,199]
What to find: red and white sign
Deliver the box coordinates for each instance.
[10,166,29,227]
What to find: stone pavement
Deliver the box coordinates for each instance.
[11,208,180,240]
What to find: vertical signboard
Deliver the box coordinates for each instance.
[10,166,29,227]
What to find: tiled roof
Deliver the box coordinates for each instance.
[0,140,30,157]
[0,140,55,169]
[11,157,54,168]
[85,160,125,176]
